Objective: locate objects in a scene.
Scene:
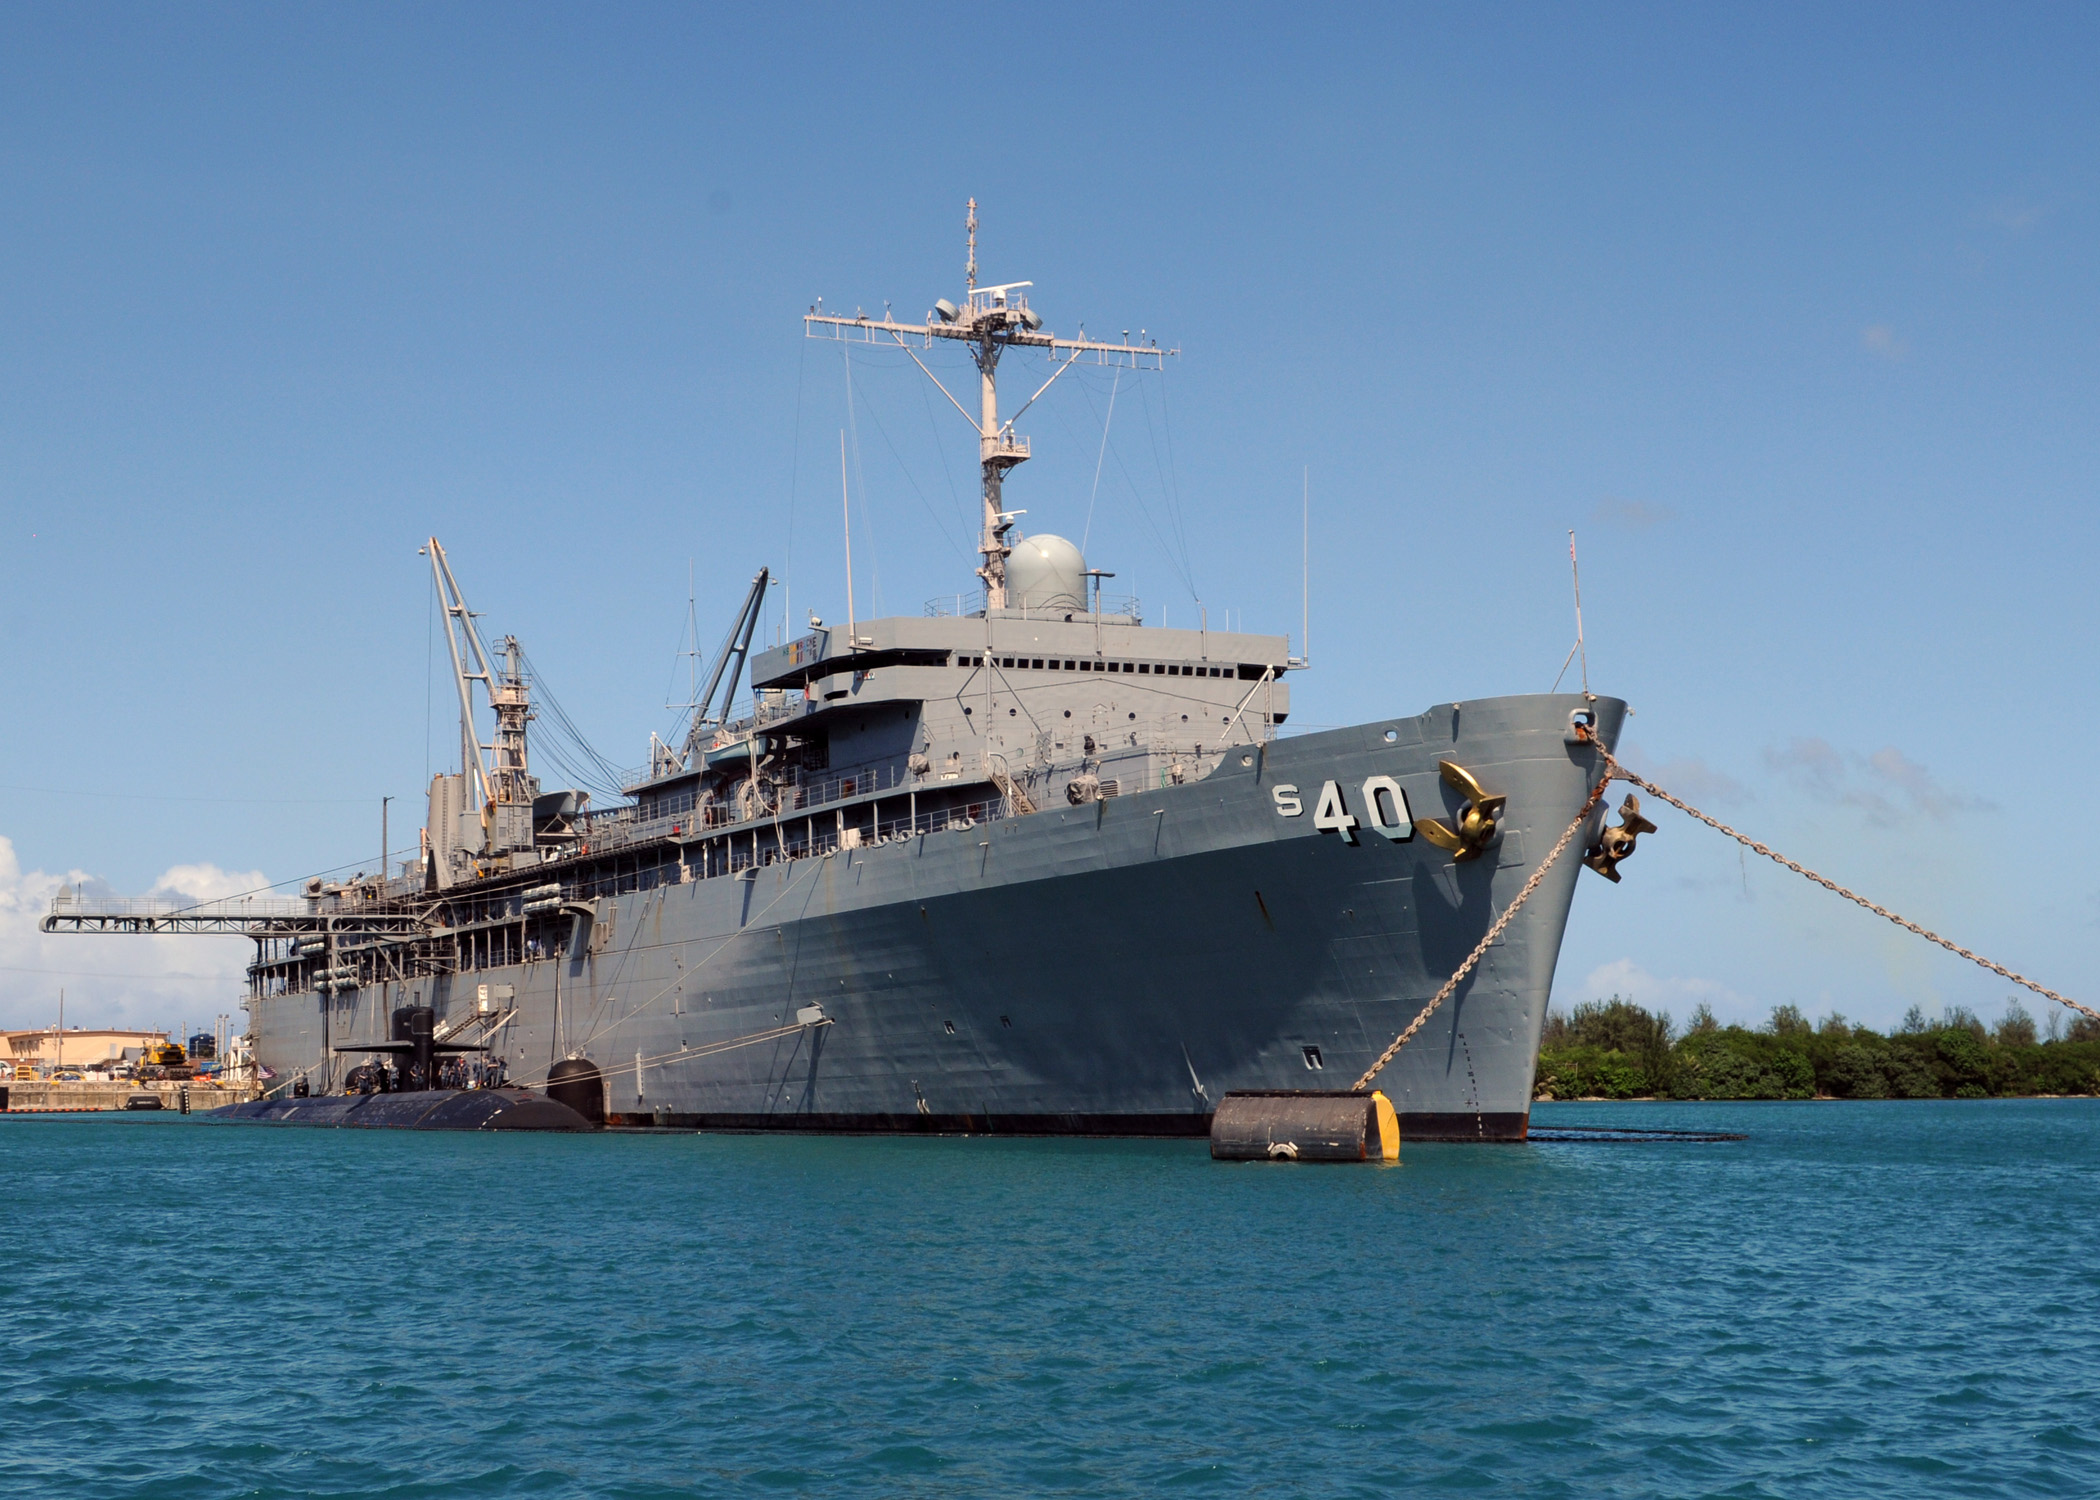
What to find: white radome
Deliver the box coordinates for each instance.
[1006,533,1087,612]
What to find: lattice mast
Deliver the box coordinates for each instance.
[805,200,1174,610]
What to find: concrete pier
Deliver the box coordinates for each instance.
[2,1082,264,1113]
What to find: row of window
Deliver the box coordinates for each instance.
[978,656,1247,679]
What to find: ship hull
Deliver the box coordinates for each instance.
[248,694,1622,1141]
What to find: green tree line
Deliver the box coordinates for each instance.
[1535,996,2100,1101]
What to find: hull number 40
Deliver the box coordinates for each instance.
[1272,779,1412,844]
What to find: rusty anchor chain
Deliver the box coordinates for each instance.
[1352,737,2099,1094]
[1598,750,2100,1028]
[1351,770,1611,1091]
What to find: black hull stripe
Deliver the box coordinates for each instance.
[605,1109,1533,1142]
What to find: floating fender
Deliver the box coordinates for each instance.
[545,1057,606,1128]
[1210,1090,1400,1163]
[206,1087,588,1131]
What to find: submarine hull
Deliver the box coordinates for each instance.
[208,1088,588,1131]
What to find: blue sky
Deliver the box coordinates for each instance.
[3,4,2096,1038]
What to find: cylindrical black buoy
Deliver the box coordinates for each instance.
[1210,1090,1400,1162]
[546,1057,605,1127]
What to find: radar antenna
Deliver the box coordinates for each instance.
[805,200,1175,610]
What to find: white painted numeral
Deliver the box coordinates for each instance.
[1271,783,1303,817]
[1360,775,1412,842]
[1312,780,1358,843]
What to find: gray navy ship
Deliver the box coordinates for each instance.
[47,206,1625,1140]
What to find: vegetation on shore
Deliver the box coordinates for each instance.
[1535,997,2100,1101]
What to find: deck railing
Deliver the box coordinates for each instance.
[924,592,1142,621]
[46,892,310,919]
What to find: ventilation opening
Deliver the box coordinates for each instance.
[1302,1046,1324,1070]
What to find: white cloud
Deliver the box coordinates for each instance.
[1984,195,2049,236]
[152,862,268,904]
[1861,324,1908,360]
[0,834,265,1034]
[1592,497,1673,530]
[1573,958,1759,1029]
[1762,737,1989,826]
[1618,746,1747,804]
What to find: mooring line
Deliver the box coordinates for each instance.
[1600,750,2100,1026]
[1354,740,2100,1092]
[1353,771,1610,1090]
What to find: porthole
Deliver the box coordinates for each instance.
[1128,712,1136,720]
[1383,728,1398,742]
[1063,710,1072,718]
[1009,708,1017,717]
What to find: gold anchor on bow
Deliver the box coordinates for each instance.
[1583,793,1658,882]
[1416,760,1507,862]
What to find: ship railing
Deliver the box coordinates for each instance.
[780,763,907,814]
[924,591,1142,621]
[573,763,916,856]
[611,700,813,793]
[726,797,1006,869]
[47,892,310,920]
[924,592,986,618]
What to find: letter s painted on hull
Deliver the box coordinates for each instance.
[1271,784,1303,817]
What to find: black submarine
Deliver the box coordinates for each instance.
[207,1006,595,1131]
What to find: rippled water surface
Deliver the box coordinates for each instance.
[5,1100,2098,1497]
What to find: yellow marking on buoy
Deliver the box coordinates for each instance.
[1370,1090,1400,1163]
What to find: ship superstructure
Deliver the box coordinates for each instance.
[45,207,1623,1139]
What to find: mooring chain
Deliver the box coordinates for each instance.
[1352,771,1611,1091]
[1355,745,2100,1092]
[1599,750,2100,1027]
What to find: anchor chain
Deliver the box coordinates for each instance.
[1599,749,2100,1027]
[1352,771,1611,1090]
[1353,739,2100,1094]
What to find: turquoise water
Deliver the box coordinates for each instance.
[5,1101,2097,1497]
